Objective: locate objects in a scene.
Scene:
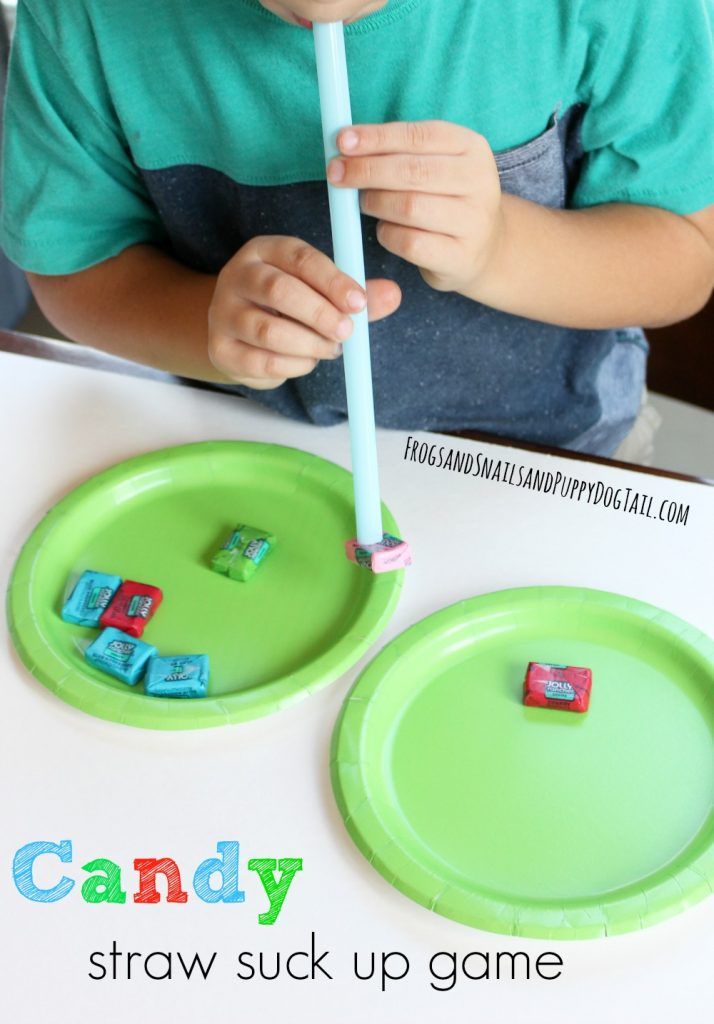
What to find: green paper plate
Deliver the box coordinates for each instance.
[7,442,403,729]
[331,587,714,939]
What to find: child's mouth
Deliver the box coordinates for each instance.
[293,14,314,29]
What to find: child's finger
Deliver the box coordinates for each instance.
[234,305,343,360]
[338,121,473,157]
[327,153,471,195]
[233,377,288,392]
[361,190,463,236]
[365,278,403,321]
[376,221,456,274]
[211,336,319,384]
[258,237,367,313]
[239,261,355,342]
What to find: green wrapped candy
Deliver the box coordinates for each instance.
[211,524,276,582]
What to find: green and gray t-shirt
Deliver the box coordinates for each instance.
[2,0,713,452]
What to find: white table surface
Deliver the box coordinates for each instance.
[648,393,714,480]
[1,349,712,1024]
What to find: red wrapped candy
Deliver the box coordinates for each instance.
[99,580,163,638]
[524,662,592,713]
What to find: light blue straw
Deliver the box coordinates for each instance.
[314,22,383,546]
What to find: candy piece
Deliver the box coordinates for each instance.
[85,627,156,685]
[524,662,592,713]
[144,655,210,699]
[211,524,277,582]
[345,533,412,573]
[100,580,163,637]
[61,570,122,627]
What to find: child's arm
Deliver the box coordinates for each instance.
[466,199,713,330]
[29,246,225,381]
[328,121,714,329]
[28,237,401,387]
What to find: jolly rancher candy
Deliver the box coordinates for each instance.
[85,627,156,685]
[61,570,122,627]
[144,655,210,699]
[211,524,276,582]
[345,533,412,573]
[100,580,163,638]
[524,662,592,714]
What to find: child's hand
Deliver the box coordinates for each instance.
[328,121,503,294]
[208,235,401,389]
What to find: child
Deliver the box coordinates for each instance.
[2,0,713,456]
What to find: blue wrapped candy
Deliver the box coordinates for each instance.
[61,570,122,627]
[144,655,210,698]
[85,627,156,685]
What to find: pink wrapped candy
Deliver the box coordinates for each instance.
[345,533,412,573]
[524,662,592,714]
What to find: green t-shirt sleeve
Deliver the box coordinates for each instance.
[0,1,165,274]
[573,0,714,214]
